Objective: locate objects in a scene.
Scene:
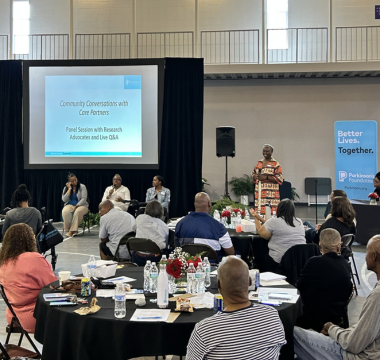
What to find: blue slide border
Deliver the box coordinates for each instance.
[45,151,142,156]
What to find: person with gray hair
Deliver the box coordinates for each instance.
[186,256,286,360]
[295,228,352,332]
[294,235,380,360]
[251,144,283,215]
[101,174,131,212]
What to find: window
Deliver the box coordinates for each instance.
[267,0,288,50]
[13,0,30,55]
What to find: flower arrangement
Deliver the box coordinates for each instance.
[221,207,245,224]
[368,192,379,199]
[160,247,203,279]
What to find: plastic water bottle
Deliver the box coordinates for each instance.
[203,257,211,288]
[186,263,196,294]
[195,263,205,293]
[114,283,126,318]
[149,262,159,293]
[245,207,250,220]
[161,255,167,262]
[157,264,169,308]
[87,255,96,278]
[143,260,152,292]
[236,212,242,225]
[213,210,221,222]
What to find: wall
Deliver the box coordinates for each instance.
[203,78,380,203]
[0,0,10,35]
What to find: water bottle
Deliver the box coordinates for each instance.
[195,263,205,293]
[272,208,277,218]
[87,255,96,278]
[203,257,211,288]
[157,264,169,308]
[169,254,174,260]
[186,263,196,294]
[114,283,126,318]
[149,262,159,293]
[161,255,167,262]
[236,212,242,225]
[265,202,272,220]
[143,260,152,292]
[245,207,250,220]
[213,210,221,222]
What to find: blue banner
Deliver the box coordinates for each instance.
[335,121,378,200]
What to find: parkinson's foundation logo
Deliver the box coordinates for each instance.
[339,171,348,182]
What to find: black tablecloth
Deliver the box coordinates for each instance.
[34,267,301,360]
[351,200,380,244]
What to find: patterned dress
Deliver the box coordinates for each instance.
[252,159,283,215]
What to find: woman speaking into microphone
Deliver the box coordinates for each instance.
[62,172,89,237]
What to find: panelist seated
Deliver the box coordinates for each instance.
[186,257,286,360]
[0,224,58,333]
[175,193,235,260]
[102,174,131,212]
[2,184,42,236]
[296,228,353,332]
[314,197,356,245]
[146,175,170,209]
[250,198,306,273]
[62,172,89,237]
[98,200,136,260]
[131,200,169,266]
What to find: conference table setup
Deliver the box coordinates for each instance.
[34,266,301,360]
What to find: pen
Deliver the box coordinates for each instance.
[137,316,163,319]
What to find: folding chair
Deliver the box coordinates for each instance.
[113,232,136,262]
[81,198,91,236]
[0,341,40,359]
[181,244,219,264]
[341,234,360,285]
[126,238,162,260]
[38,207,58,271]
[0,284,41,358]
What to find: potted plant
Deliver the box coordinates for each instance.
[210,196,247,216]
[291,187,300,201]
[228,174,254,205]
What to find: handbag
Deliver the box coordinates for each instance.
[37,221,64,253]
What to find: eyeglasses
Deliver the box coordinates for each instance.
[374,180,380,184]
[113,178,121,181]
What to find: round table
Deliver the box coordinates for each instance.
[34,267,301,360]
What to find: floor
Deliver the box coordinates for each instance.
[0,205,377,360]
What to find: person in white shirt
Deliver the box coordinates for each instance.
[132,200,169,266]
[102,174,131,212]
[98,200,136,260]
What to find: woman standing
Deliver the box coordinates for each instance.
[146,175,171,209]
[62,173,89,237]
[0,224,57,333]
[2,184,42,236]
[252,144,283,215]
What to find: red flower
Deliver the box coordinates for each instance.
[222,210,231,218]
[166,258,185,278]
[368,192,379,199]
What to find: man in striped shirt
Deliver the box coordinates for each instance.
[186,256,286,360]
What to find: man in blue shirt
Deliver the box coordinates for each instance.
[175,192,234,258]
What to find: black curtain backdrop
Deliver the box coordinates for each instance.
[0,58,204,220]
[0,61,24,212]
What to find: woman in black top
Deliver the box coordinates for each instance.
[315,196,356,244]
[374,172,380,200]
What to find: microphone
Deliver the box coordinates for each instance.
[112,185,115,189]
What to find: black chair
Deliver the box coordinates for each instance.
[113,232,136,262]
[0,284,41,358]
[38,207,58,271]
[81,198,91,236]
[181,244,219,264]
[341,234,360,285]
[276,243,320,286]
[168,229,175,249]
[0,341,40,360]
[126,238,162,262]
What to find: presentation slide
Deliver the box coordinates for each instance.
[26,63,161,168]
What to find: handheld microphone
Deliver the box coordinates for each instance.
[112,185,115,190]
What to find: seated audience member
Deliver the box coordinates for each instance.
[296,228,352,332]
[0,224,57,333]
[186,256,286,360]
[132,200,169,266]
[374,172,380,200]
[101,174,131,212]
[175,193,235,259]
[2,184,42,236]
[324,189,347,220]
[99,200,136,260]
[62,172,89,237]
[314,197,356,245]
[294,235,380,360]
[146,175,171,209]
[250,199,305,272]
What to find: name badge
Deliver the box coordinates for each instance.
[161,191,165,195]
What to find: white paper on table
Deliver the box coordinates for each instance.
[259,272,287,282]
[124,294,145,300]
[260,280,289,286]
[96,289,115,298]
[188,292,214,309]
[249,290,300,304]
[102,276,136,284]
[95,260,117,267]
[130,309,171,322]
[210,270,218,276]
[258,287,298,296]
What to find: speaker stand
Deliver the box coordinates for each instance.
[224,156,231,200]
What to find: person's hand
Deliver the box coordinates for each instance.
[252,173,258,181]
[70,205,77,213]
[249,209,260,219]
[321,322,333,336]
[109,188,114,195]
[315,224,322,233]
[258,174,267,181]
[66,182,72,189]
[116,196,123,202]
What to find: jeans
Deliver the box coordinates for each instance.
[294,326,344,360]
[303,221,317,244]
